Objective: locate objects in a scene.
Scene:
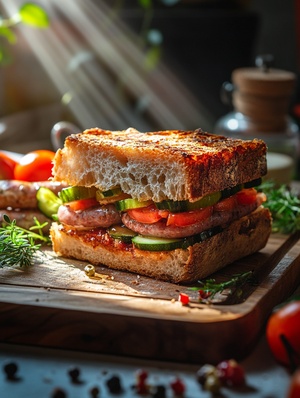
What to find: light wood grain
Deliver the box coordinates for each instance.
[0,232,299,364]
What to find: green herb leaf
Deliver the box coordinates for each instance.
[191,270,255,301]
[0,215,49,268]
[0,26,17,43]
[259,181,300,234]
[19,3,49,28]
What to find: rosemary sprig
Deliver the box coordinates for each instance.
[0,215,49,268]
[259,181,300,234]
[190,270,254,301]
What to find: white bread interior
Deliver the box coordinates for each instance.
[50,207,272,283]
[52,128,267,203]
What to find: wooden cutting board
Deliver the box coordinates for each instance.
[0,231,299,365]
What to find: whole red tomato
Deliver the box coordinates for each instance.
[14,150,55,182]
[266,300,300,370]
[287,368,300,398]
[0,151,18,179]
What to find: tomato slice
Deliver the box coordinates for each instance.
[126,189,256,228]
[127,204,164,224]
[67,198,99,211]
[0,152,18,179]
[14,150,55,182]
[236,188,257,206]
[166,206,213,227]
[128,203,213,227]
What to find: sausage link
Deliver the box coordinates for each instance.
[58,203,122,228]
[0,180,67,209]
[122,201,258,239]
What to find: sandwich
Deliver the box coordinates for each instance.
[49,127,272,283]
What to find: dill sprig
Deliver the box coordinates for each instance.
[259,181,300,234]
[190,270,254,301]
[0,215,49,268]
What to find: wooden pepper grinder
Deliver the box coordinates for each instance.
[215,55,300,184]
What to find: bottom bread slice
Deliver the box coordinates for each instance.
[50,206,272,283]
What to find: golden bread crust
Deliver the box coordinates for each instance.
[52,127,267,202]
[50,207,272,283]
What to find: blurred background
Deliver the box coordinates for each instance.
[0,0,298,155]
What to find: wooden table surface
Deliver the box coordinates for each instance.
[0,316,296,398]
[1,231,300,364]
[0,240,299,397]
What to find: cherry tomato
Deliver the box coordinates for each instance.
[266,300,300,370]
[287,368,300,398]
[0,152,18,179]
[127,204,164,224]
[166,206,212,227]
[236,188,257,206]
[67,198,99,211]
[14,150,55,182]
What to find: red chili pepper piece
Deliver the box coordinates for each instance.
[170,376,185,395]
[178,293,190,305]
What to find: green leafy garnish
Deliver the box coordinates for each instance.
[0,26,17,44]
[259,181,300,234]
[18,3,49,28]
[0,3,49,65]
[0,215,49,268]
[191,270,254,301]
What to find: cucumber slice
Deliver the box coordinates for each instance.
[196,225,223,241]
[115,198,153,211]
[37,187,62,220]
[132,226,223,252]
[132,235,186,251]
[155,178,262,212]
[243,177,262,189]
[96,187,122,200]
[187,191,222,210]
[154,200,187,212]
[108,225,137,243]
[222,178,262,199]
[221,184,242,199]
[96,187,130,204]
[155,191,222,212]
[59,186,96,203]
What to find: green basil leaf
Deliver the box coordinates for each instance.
[19,3,49,28]
[0,27,17,44]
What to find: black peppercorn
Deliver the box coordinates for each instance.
[151,384,166,398]
[68,367,82,384]
[51,387,67,398]
[106,374,123,394]
[3,361,19,381]
[89,386,100,398]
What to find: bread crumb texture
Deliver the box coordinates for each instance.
[50,207,272,283]
[52,127,267,202]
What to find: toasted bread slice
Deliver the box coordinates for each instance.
[52,128,267,203]
[50,207,272,283]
